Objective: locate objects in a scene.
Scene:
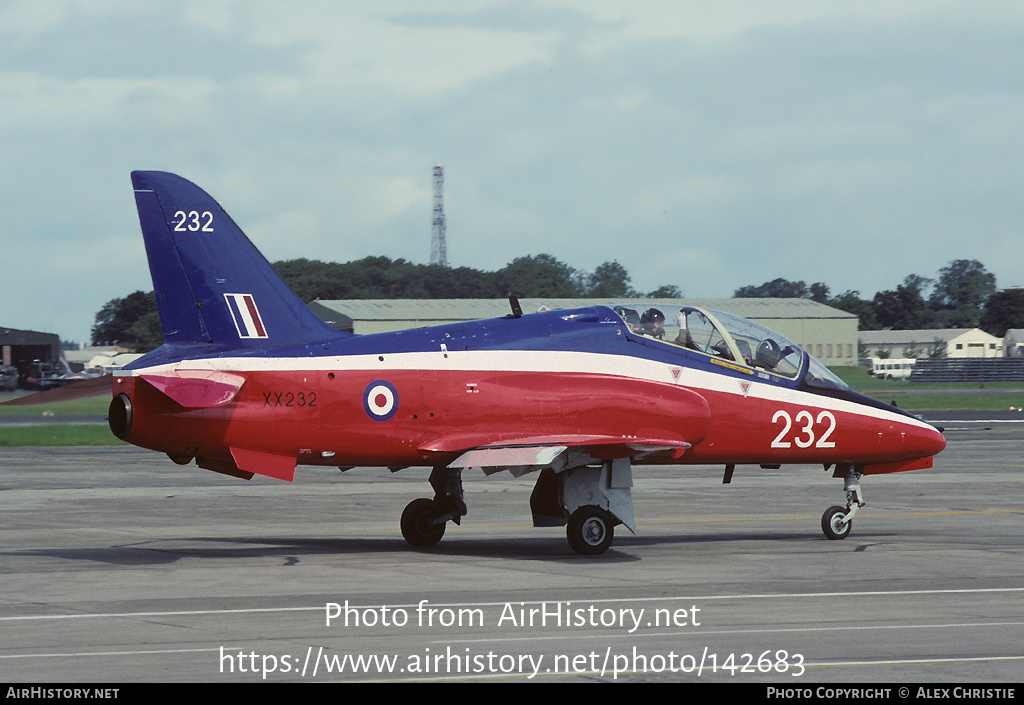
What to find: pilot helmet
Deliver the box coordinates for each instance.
[640,308,665,324]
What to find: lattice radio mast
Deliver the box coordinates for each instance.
[430,164,448,266]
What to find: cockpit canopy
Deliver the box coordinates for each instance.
[614,304,850,392]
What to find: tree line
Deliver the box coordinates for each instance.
[734,259,1023,336]
[90,255,672,350]
[91,255,1024,351]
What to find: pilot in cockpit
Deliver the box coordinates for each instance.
[639,308,665,339]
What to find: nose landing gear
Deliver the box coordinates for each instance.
[821,465,864,540]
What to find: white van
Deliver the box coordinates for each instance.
[867,358,916,380]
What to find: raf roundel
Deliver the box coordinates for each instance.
[363,380,399,422]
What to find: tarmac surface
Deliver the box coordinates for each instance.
[0,413,1021,683]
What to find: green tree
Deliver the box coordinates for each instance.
[872,276,933,330]
[930,259,996,314]
[493,254,583,298]
[734,278,809,298]
[91,291,159,349]
[646,284,683,298]
[809,282,830,303]
[980,289,1024,337]
[829,290,878,330]
[584,261,636,298]
[127,310,164,351]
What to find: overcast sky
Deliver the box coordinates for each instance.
[3,1,1023,344]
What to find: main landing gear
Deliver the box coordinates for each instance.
[565,505,616,556]
[821,465,864,540]
[399,453,635,556]
[400,467,467,547]
[555,459,634,556]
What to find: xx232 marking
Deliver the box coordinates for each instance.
[771,409,836,448]
[263,391,317,408]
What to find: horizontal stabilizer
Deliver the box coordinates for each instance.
[140,370,245,408]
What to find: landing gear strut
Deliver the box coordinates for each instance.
[821,465,864,540]
[400,467,466,548]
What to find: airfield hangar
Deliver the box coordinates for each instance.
[308,298,859,367]
[1,327,60,383]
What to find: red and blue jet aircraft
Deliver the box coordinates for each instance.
[39,172,952,554]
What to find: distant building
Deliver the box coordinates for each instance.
[63,345,135,372]
[0,325,59,368]
[859,328,1003,359]
[1005,330,1024,358]
[308,298,860,366]
[1,326,60,377]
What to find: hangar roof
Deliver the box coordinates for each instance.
[858,328,999,345]
[0,327,60,346]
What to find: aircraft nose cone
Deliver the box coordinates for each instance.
[910,421,946,457]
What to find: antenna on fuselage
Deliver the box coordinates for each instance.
[509,294,523,318]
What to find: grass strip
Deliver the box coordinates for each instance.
[0,424,125,447]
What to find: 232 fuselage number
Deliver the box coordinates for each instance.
[771,409,836,448]
[173,210,214,232]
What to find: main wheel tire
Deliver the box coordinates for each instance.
[566,505,614,555]
[401,498,446,547]
[821,505,852,540]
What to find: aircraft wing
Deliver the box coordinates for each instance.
[422,433,692,475]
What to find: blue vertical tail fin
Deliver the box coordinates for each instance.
[131,171,341,349]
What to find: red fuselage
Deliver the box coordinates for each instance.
[112,349,945,480]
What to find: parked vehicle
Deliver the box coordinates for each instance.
[0,365,18,391]
[867,357,916,380]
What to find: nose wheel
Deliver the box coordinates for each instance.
[821,465,864,540]
[821,505,852,540]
